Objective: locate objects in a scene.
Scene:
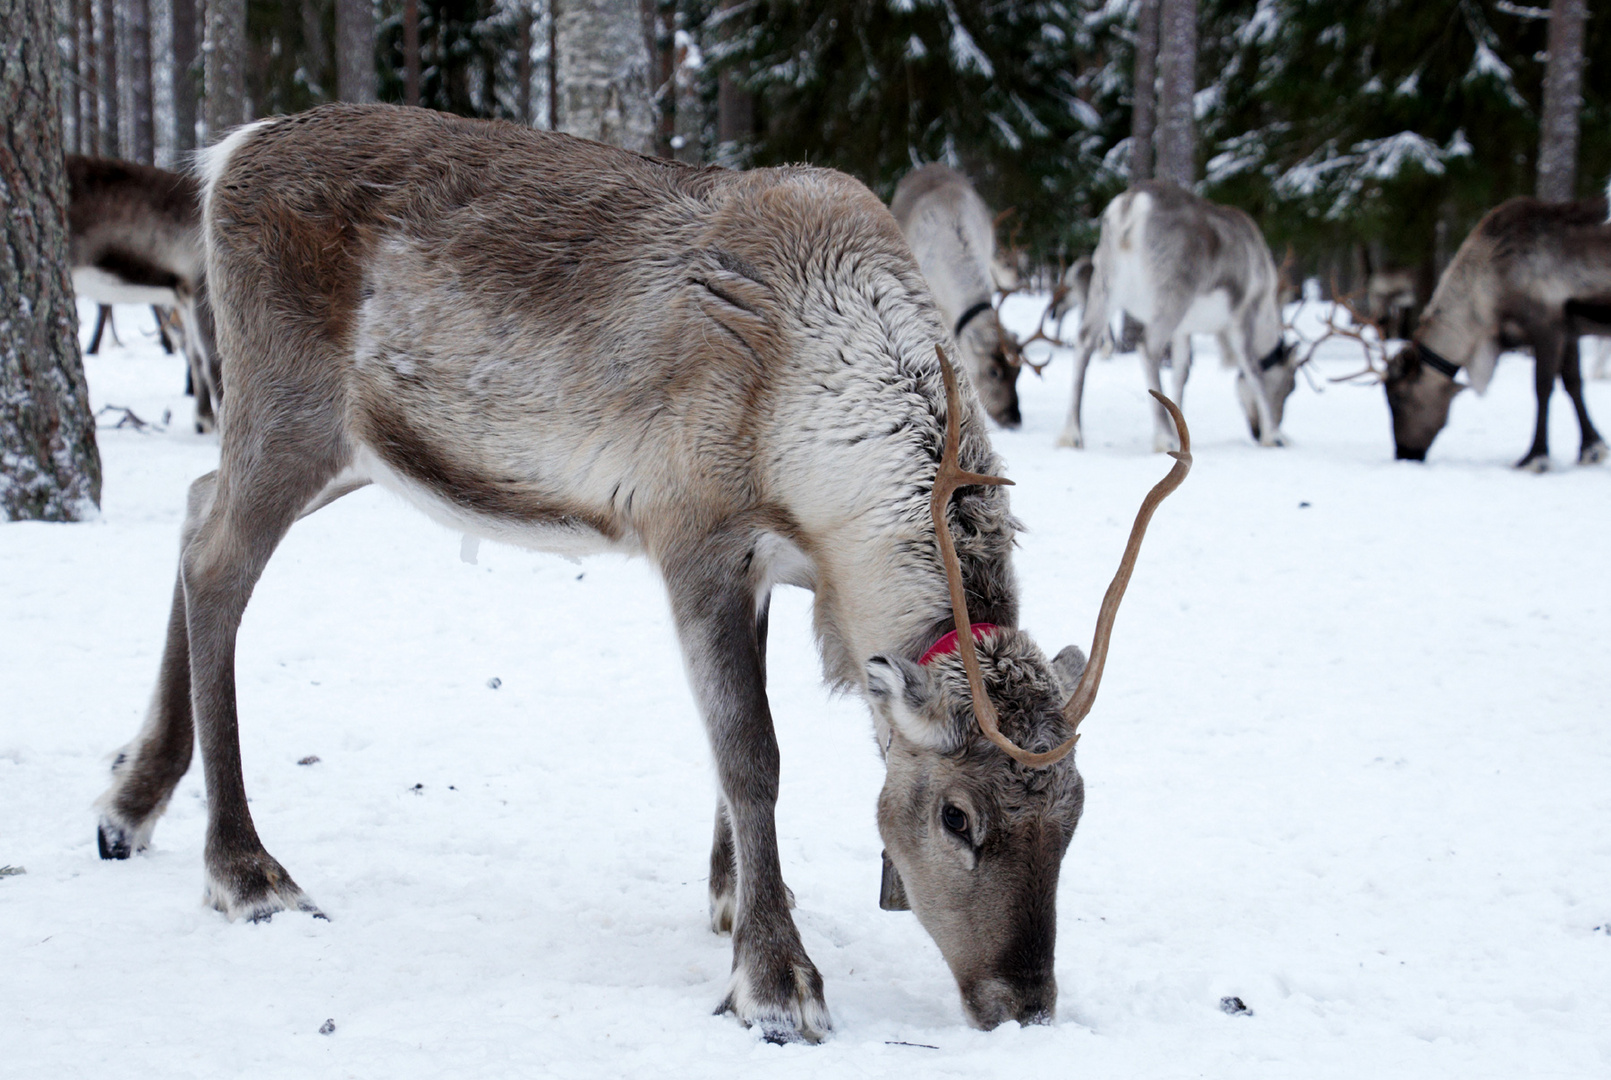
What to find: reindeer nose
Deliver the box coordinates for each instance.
[962,976,1057,1030]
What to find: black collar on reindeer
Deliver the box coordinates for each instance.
[1258,341,1289,371]
[1417,342,1462,382]
[954,300,994,338]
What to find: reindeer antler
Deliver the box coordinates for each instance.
[929,347,1189,768]
[1291,276,1391,384]
[1060,392,1191,737]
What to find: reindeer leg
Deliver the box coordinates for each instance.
[1560,337,1607,465]
[154,306,176,354]
[1143,342,1175,453]
[1055,344,1093,448]
[88,305,112,354]
[1517,327,1559,472]
[664,534,828,1043]
[1171,332,1194,410]
[96,473,217,858]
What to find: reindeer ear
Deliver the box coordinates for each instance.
[865,656,953,751]
[1050,644,1088,699]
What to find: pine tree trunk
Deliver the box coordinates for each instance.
[97,0,119,155]
[1536,0,1586,202]
[80,0,99,154]
[644,0,675,157]
[517,2,533,122]
[403,0,420,107]
[336,0,377,104]
[171,0,197,153]
[554,0,654,153]
[300,0,331,100]
[715,0,751,165]
[128,0,155,163]
[64,0,82,154]
[1130,0,1160,186]
[204,0,246,139]
[1,0,103,520]
[1155,0,1196,188]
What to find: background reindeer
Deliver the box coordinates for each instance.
[1384,193,1611,469]
[890,164,1023,428]
[67,156,221,432]
[1057,181,1295,451]
[93,106,1187,1042]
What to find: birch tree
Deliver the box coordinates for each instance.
[554,0,654,153]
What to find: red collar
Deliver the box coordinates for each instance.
[919,623,999,666]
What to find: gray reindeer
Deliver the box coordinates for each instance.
[93,105,1189,1041]
[66,156,221,432]
[1058,181,1295,452]
[890,164,1024,428]
[1383,192,1611,469]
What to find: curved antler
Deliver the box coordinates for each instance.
[1060,391,1191,737]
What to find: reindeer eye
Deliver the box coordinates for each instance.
[941,804,969,836]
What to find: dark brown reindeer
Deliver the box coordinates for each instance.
[890,165,1024,428]
[1384,193,1611,469]
[67,156,221,432]
[93,105,1190,1041]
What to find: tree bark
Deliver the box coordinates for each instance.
[1155,0,1196,188]
[1,0,103,520]
[335,0,377,104]
[403,0,420,107]
[547,0,559,128]
[1130,0,1159,185]
[204,0,246,139]
[643,0,675,157]
[171,0,197,153]
[715,0,752,165]
[517,1,532,122]
[554,0,654,152]
[1536,0,1587,202]
[79,0,99,154]
[96,0,119,155]
[128,0,155,163]
[64,0,82,155]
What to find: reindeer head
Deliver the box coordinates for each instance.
[1384,342,1465,460]
[955,310,1023,429]
[1236,339,1299,442]
[865,348,1190,1028]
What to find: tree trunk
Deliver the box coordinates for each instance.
[204,0,246,139]
[128,0,155,163]
[643,0,675,157]
[554,0,654,152]
[336,0,377,104]
[1,0,103,520]
[403,0,420,107]
[1536,0,1587,202]
[517,1,532,122]
[715,0,751,165]
[300,0,331,100]
[80,0,99,154]
[547,0,559,128]
[1130,0,1159,185]
[1155,0,1196,188]
[97,0,119,155]
[171,0,197,153]
[64,0,82,155]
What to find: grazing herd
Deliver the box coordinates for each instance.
[72,103,1606,1042]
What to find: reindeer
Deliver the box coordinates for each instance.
[890,164,1023,428]
[92,105,1189,1041]
[66,155,221,432]
[1057,181,1295,452]
[1383,193,1611,469]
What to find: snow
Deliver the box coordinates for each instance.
[3,298,1610,1078]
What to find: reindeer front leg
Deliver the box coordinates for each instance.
[663,534,829,1043]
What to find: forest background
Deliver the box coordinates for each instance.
[45,0,1611,310]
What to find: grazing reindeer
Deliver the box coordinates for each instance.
[890,164,1023,428]
[1384,194,1611,468]
[66,156,221,432]
[93,105,1189,1041]
[1057,181,1295,452]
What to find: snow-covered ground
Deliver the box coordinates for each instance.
[3,298,1608,1079]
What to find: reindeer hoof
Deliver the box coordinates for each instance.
[97,821,134,860]
[1579,441,1608,466]
[718,953,831,1044]
[204,851,325,923]
[1515,454,1550,473]
[1054,431,1084,449]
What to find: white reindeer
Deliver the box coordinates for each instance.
[1058,181,1295,451]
